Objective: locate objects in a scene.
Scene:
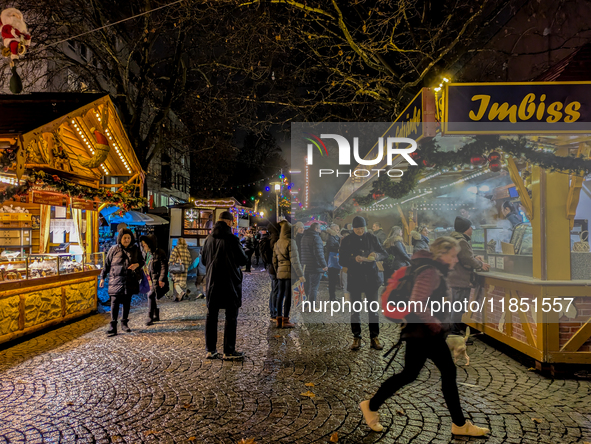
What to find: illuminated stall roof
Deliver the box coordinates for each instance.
[0,93,143,187]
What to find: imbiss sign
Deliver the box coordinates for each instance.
[443,82,591,134]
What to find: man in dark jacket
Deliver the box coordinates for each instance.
[448,216,490,335]
[139,234,169,326]
[100,228,144,335]
[202,211,249,360]
[372,222,387,245]
[259,222,280,321]
[325,223,341,301]
[339,216,387,351]
[300,222,328,303]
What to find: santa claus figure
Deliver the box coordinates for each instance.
[1,8,31,63]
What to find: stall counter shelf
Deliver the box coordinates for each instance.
[0,252,104,346]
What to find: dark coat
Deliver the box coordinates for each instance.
[339,231,387,292]
[260,223,280,276]
[295,232,304,254]
[447,231,483,288]
[300,228,327,273]
[101,228,144,296]
[506,212,523,227]
[411,232,430,251]
[373,228,387,245]
[383,236,411,277]
[325,228,341,256]
[273,221,304,280]
[202,221,248,309]
[140,234,169,297]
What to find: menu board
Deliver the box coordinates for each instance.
[33,191,70,207]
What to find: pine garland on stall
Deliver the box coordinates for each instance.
[355,135,591,206]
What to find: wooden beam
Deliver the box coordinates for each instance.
[560,318,591,353]
[506,157,533,220]
[99,183,140,188]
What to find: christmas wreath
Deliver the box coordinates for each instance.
[354,135,591,206]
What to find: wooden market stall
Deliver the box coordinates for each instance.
[168,198,261,250]
[0,93,144,346]
[332,81,591,366]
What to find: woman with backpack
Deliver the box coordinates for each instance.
[139,235,169,326]
[100,228,144,335]
[359,236,490,438]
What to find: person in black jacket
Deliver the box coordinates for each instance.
[100,228,144,335]
[300,223,328,303]
[241,229,255,272]
[502,201,523,228]
[383,226,412,279]
[139,234,169,326]
[202,211,249,360]
[325,223,341,301]
[339,216,387,351]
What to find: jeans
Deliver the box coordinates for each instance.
[369,336,466,427]
[451,287,471,333]
[276,279,292,318]
[110,293,131,321]
[350,287,380,339]
[328,268,340,301]
[304,272,323,303]
[205,305,239,354]
[269,275,279,317]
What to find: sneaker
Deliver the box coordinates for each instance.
[205,351,219,359]
[451,420,490,436]
[223,351,245,361]
[350,337,362,351]
[197,293,205,299]
[359,400,384,432]
[370,337,384,350]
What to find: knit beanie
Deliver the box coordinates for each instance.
[219,211,233,221]
[352,216,367,228]
[454,216,472,233]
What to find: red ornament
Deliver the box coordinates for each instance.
[489,161,502,172]
[470,156,488,166]
[488,151,502,162]
[488,151,502,172]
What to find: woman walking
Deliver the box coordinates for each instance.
[272,220,304,328]
[169,238,192,302]
[100,228,144,335]
[359,236,489,436]
[140,234,169,326]
[359,237,490,437]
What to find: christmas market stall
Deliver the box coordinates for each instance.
[331,81,591,366]
[169,198,263,250]
[0,93,144,346]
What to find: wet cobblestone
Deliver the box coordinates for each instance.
[0,270,590,443]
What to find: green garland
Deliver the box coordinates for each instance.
[0,170,146,211]
[355,135,591,206]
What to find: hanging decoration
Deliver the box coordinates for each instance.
[470,155,488,166]
[355,135,591,206]
[0,170,146,210]
[1,8,32,94]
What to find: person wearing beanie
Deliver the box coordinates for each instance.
[140,234,169,326]
[300,222,328,304]
[448,216,490,335]
[339,215,388,351]
[100,228,144,335]
[201,211,248,360]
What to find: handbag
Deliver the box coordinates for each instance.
[573,231,590,252]
[139,269,150,294]
[169,261,186,273]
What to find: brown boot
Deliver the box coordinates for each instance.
[276,316,283,328]
[282,317,295,328]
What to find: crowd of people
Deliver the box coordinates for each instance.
[99,211,496,437]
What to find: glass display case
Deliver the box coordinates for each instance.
[0,252,105,282]
[480,223,533,277]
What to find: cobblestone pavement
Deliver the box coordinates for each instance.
[1,270,590,444]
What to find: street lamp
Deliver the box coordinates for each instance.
[270,181,281,222]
